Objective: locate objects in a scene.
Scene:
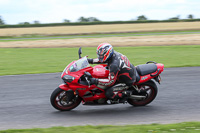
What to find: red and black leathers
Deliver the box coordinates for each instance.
[88,51,136,100]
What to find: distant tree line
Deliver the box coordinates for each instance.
[0,14,198,27]
[168,14,194,20]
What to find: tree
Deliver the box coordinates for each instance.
[88,17,101,22]
[19,22,30,25]
[63,19,70,23]
[169,15,180,20]
[77,16,100,22]
[33,20,40,24]
[77,16,89,22]
[0,16,5,25]
[188,14,194,19]
[137,15,147,21]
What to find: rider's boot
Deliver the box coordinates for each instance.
[119,91,132,103]
[110,93,124,104]
[112,91,132,103]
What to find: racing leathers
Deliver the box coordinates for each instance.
[88,50,136,100]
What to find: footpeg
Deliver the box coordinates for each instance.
[132,85,139,92]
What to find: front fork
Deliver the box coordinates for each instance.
[59,84,80,102]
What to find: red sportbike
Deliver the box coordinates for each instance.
[50,48,164,111]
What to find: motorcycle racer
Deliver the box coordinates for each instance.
[51,45,164,111]
[87,43,136,101]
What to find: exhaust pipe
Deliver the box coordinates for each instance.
[129,95,146,100]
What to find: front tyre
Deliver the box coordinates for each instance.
[128,80,158,106]
[50,87,81,111]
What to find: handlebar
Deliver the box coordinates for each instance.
[84,72,92,78]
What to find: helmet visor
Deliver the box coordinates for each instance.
[97,55,104,62]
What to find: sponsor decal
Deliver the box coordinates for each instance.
[141,76,148,80]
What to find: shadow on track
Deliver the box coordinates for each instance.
[50,105,163,117]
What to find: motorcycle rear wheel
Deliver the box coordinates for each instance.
[127,80,158,106]
[50,87,81,111]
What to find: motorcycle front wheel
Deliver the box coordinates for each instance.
[50,87,81,111]
[127,80,158,106]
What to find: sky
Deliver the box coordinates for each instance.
[0,0,200,24]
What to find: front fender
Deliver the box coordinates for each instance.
[59,84,71,91]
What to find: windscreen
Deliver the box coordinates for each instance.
[69,57,90,72]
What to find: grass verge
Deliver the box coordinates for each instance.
[1,122,200,133]
[0,45,200,76]
[0,30,200,42]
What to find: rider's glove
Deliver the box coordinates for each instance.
[90,78,98,85]
[87,58,93,64]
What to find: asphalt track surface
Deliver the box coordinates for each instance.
[0,67,200,130]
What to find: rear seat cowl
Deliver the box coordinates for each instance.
[136,64,157,76]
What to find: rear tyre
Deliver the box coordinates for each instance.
[50,87,81,111]
[128,80,158,106]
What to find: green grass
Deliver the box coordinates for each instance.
[0,45,200,76]
[1,122,200,133]
[0,30,200,42]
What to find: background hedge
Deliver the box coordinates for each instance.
[0,19,200,29]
